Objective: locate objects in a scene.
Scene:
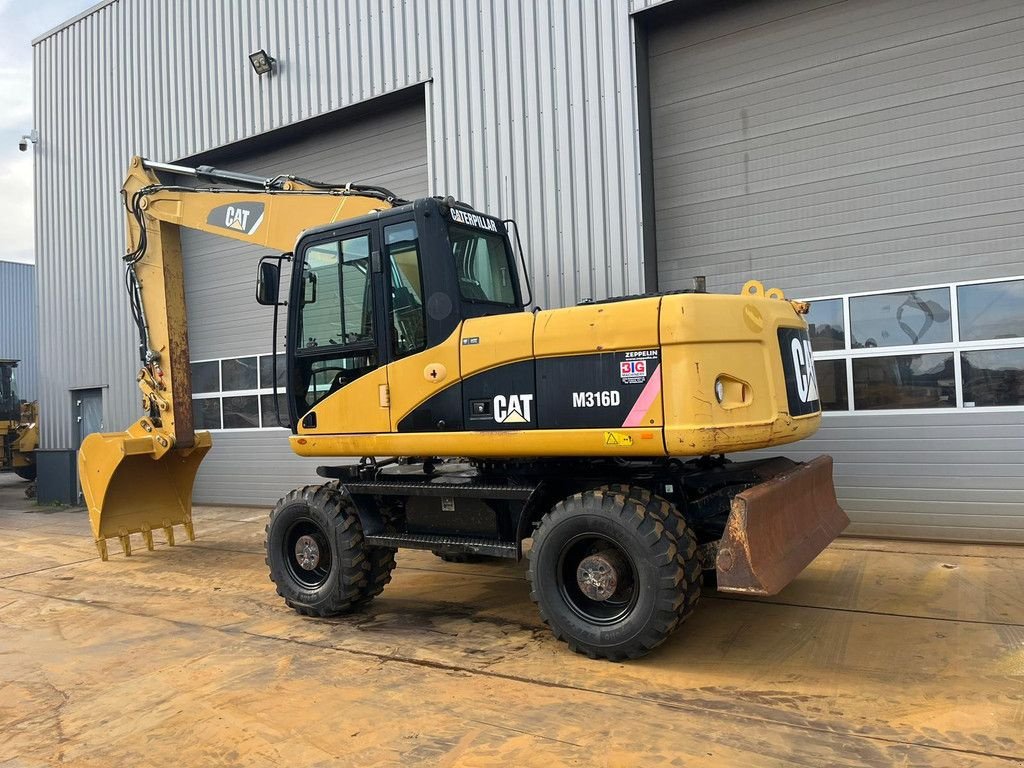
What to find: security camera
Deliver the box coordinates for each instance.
[18,138,28,152]
[18,131,38,151]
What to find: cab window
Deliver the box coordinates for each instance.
[298,234,373,350]
[384,222,427,357]
[449,224,517,305]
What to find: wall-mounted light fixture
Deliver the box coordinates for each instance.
[249,49,276,76]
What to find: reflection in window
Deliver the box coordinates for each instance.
[259,355,286,389]
[191,361,219,394]
[299,235,373,349]
[853,353,955,409]
[221,356,257,391]
[222,395,260,428]
[450,224,517,305]
[805,298,845,351]
[385,222,427,358]
[814,359,848,410]
[260,393,289,428]
[962,348,1024,407]
[850,288,951,348]
[193,398,221,429]
[957,280,1024,342]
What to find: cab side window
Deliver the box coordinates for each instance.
[384,222,427,358]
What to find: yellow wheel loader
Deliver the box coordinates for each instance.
[1,360,38,487]
[79,157,847,660]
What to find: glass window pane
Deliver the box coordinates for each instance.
[962,348,1024,407]
[850,288,952,348]
[193,398,221,429]
[259,355,286,389]
[805,298,845,351]
[221,357,258,391]
[814,359,848,411]
[385,222,428,358]
[261,393,289,428]
[191,361,219,394]
[222,395,259,428]
[957,280,1024,342]
[299,235,373,350]
[449,224,517,305]
[852,353,955,409]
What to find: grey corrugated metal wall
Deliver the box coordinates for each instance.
[644,0,1024,541]
[32,0,644,456]
[183,99,429,504]
[0,261,38,402]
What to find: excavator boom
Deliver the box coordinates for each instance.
[80,157,398,559]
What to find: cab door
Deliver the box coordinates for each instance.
[288,224,392,434]
[382,217,464,432]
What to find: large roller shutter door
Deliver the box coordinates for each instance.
[646,1,1024,541]
[181,96,429,505]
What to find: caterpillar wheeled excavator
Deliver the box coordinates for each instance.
[79,156,848,660]
[1,359,38,488]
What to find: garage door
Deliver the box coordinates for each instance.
[180,94,429,505]
[645,0,1024,541]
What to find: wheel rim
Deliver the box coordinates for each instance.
[284,518,332,588]
[556,533,639,625]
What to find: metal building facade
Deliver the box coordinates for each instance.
[32,0,645,461]
[639,0,1024,542]
[32,0,1024,540]
[0,261,38,402]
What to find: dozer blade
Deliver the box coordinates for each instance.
[78,420,212,560]
[716,455,848,595]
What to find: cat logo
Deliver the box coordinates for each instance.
[790,338,820,403]
[207,202,266,236]
[493,394,533,424]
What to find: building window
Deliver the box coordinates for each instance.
[191,353,290,430]
[850,288,952,348]
[957,279,1024,342]
[807,276,1024,413]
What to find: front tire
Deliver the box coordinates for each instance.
[528,489,698,660]
[14,465,35,481]
[266,484,376,616]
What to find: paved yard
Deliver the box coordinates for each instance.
[1,472,1022,767]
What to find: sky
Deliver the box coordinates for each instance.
[0,0,95,264]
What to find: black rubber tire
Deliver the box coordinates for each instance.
[266,484,374,616]
[357,546,397,605]
[527,489,695,661]
[14,465,36,481]
[599,484,703,619]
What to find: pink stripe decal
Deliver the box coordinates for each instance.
[622,364,662,428]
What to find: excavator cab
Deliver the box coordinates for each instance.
[256,198,526,432]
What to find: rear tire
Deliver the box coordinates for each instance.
[599,484,703,618]
[14,465,35,481]
[527,489,698,661]
[266,484,375,616]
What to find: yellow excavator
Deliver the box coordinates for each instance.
[79,156,847,659]
[1,360,38,492]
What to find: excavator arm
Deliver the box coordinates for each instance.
[80,156,398,559]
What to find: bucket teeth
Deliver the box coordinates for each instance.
[93,521,197,560]
[163,520,176,547]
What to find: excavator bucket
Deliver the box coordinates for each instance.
[78,420,212,560]
[715,455,849,595]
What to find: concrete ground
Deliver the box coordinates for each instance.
[0,473,1022,767]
